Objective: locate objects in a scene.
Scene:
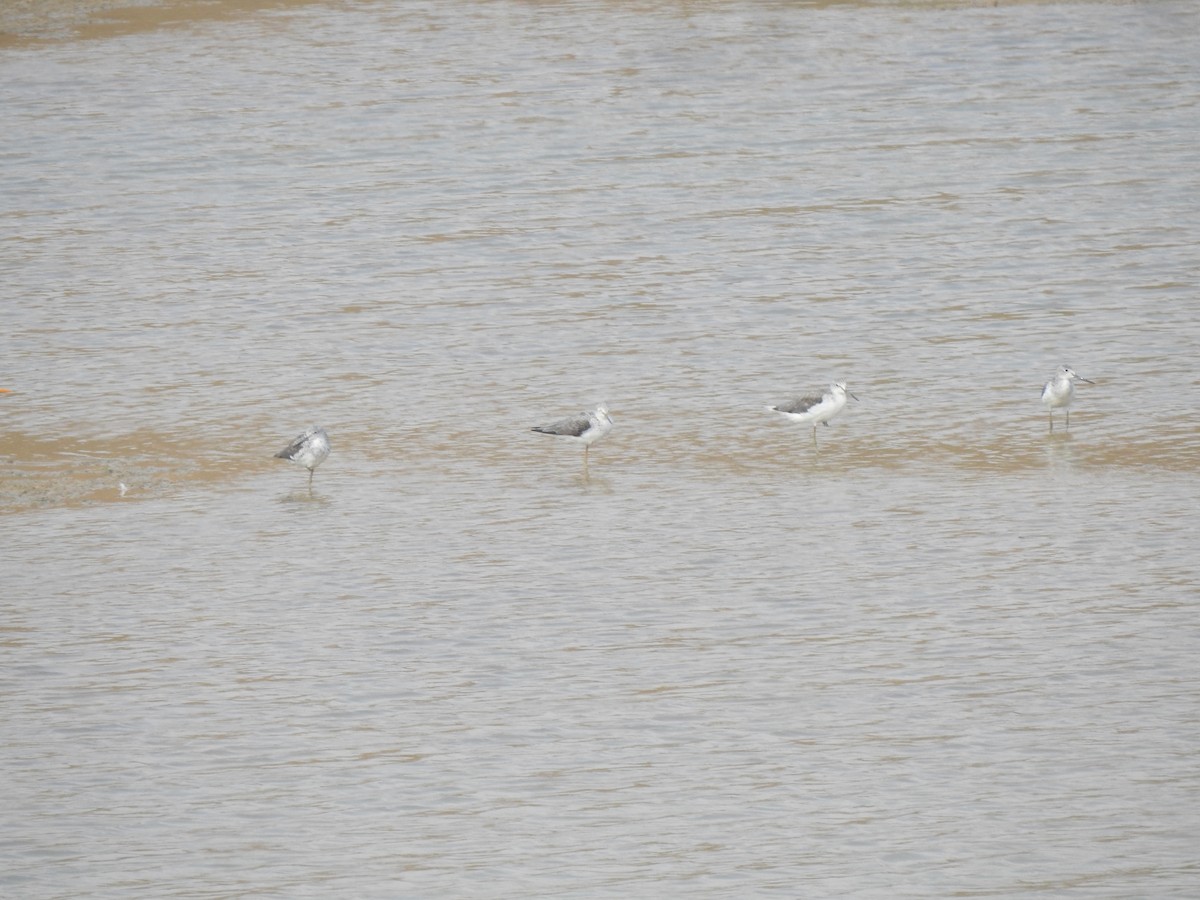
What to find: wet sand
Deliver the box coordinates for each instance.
[0,427,214,512]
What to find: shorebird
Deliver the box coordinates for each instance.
[531,404,613,464]
[768,382,857,446]
[1041,366,1093,432]
[274,426,330,488]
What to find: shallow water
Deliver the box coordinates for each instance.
[3,1,1199,896]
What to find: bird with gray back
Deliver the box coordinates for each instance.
[275,426,330,488]
[531,404,613,464]
[768,382,857,446]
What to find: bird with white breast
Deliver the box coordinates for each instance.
[531,404,613,465]
[274,426,331,488]
[768,381,857,446]
[1041,366,1093,432]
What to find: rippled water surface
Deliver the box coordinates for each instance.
[3,1,1199,896]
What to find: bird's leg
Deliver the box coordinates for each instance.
[1065,410,1070,431]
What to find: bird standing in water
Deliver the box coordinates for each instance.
[275,426,330,488]
[1041,367,1093,432]
[531,404,613,467]
[768,382,857,446]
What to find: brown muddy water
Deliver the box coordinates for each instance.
[3,1,1199,896]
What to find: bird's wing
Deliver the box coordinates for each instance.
[773,394,823,414]
[532,412,592,437]
[275,427,319,459]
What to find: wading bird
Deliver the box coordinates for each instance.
[1041,366,1093,432]
[768,382,857,446]
[531,404,613,466]
[274,426,330,488]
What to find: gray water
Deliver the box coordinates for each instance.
[3,0,1199,896]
